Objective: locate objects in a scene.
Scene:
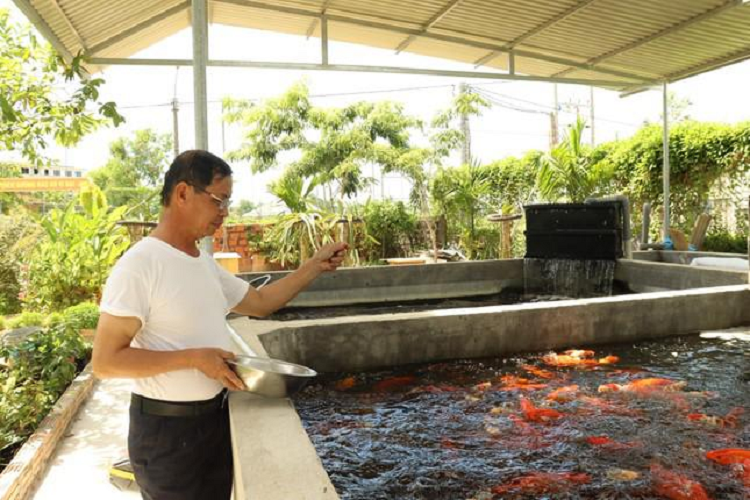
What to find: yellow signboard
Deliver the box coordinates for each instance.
[0,177,89,193]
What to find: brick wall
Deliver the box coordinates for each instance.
[212,223,284,272]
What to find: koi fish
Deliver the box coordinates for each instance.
[334,376,356,391]
[706,449,750,465]
[546,385,580,403]
[542,351,619,368]
[650,464,711,500]
[499,375,548,391]
[519,397,563,423]
[563,349,595,358]
[606,468,640,481]
[521,364,556,379]
[598,377,686,393]
[373,375,416,392]
[491,472,590,495]
[687,408,741,428]
[706,449,750,490]
[585,435,637,450]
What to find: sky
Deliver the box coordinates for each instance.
[2,1,749,210]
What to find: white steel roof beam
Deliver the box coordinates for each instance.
[88,56,636,87]
[554,0,748,78]
[88,1,191,55]
[11,0,74,61]
[214,0,653,84]
[394,0,464,54]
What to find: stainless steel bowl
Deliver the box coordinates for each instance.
[227,355,317,398]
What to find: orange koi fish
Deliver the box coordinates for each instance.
[687,407,743,428]
[520,397,563,423]
[585,435,638,450]
[334,376,356,391]
[707,449,750,490]
[563,349,595,358]
[491,472,590,495]
[546,385,580,403]
[499,375,548,391]
[650,464,711,500]
[521,364,556,379]
[542,351,619,368]
[598,377,686,393]
[373,375,416,392]
[706,449,750,465]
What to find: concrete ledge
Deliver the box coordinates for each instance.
[228,321,338,500]
[633,250,747,265]
[616,259,747,292]
[257,285,750,372]
[0,365,96,500]
[238,260,523,307]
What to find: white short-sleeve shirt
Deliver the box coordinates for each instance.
[100,236,250,401]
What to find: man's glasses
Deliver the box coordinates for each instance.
[191,185,231,210]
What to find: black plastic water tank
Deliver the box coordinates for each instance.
[524,202,623,260]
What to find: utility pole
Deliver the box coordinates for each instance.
[171,66,180,158]
[549,83,559,149]
[458,82,471,165]
[589,86,596,146]
[171,98,180,158]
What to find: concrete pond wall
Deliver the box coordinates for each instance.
[228,258,749,500]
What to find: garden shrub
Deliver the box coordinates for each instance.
[0,324,88,469]
[44,312,65,329]
[62,302,100,331]
[0,213,41,315]
[22,185,129,312]
[363,200,418,261]
[0,315,5,331]
[6,312,44,329]
[703,229,748,254]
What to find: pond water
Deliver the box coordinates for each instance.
[294,334,750,499]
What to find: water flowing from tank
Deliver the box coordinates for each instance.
[523,258,615,298]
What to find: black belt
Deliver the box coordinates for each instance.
[131,390,227,418]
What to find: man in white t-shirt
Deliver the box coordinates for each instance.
[92,150,347,500]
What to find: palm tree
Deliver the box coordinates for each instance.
[536,117,606,203]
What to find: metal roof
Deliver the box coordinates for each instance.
[11,0,750,92]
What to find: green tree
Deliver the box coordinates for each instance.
[89,129,172,220]
[430,160,491,258]
[536,117,614,202]
[223,81,426,203]
[0,9,123,165]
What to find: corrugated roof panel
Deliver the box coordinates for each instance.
[404,36,494,65]
[13,0,750,87]
[213,3,314,36]
[65,0,187,49]
[444,0,584,43]
[329,21,419,53]
[332,0,446,26]
[30,0,84,51]
[528,0,730,62]
[94,10,189,60]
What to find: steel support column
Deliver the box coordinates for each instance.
[192,0,212,255]
[662,82,671,241]
[192,0,209,150]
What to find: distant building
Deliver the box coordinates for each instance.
[20,165,84,178]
